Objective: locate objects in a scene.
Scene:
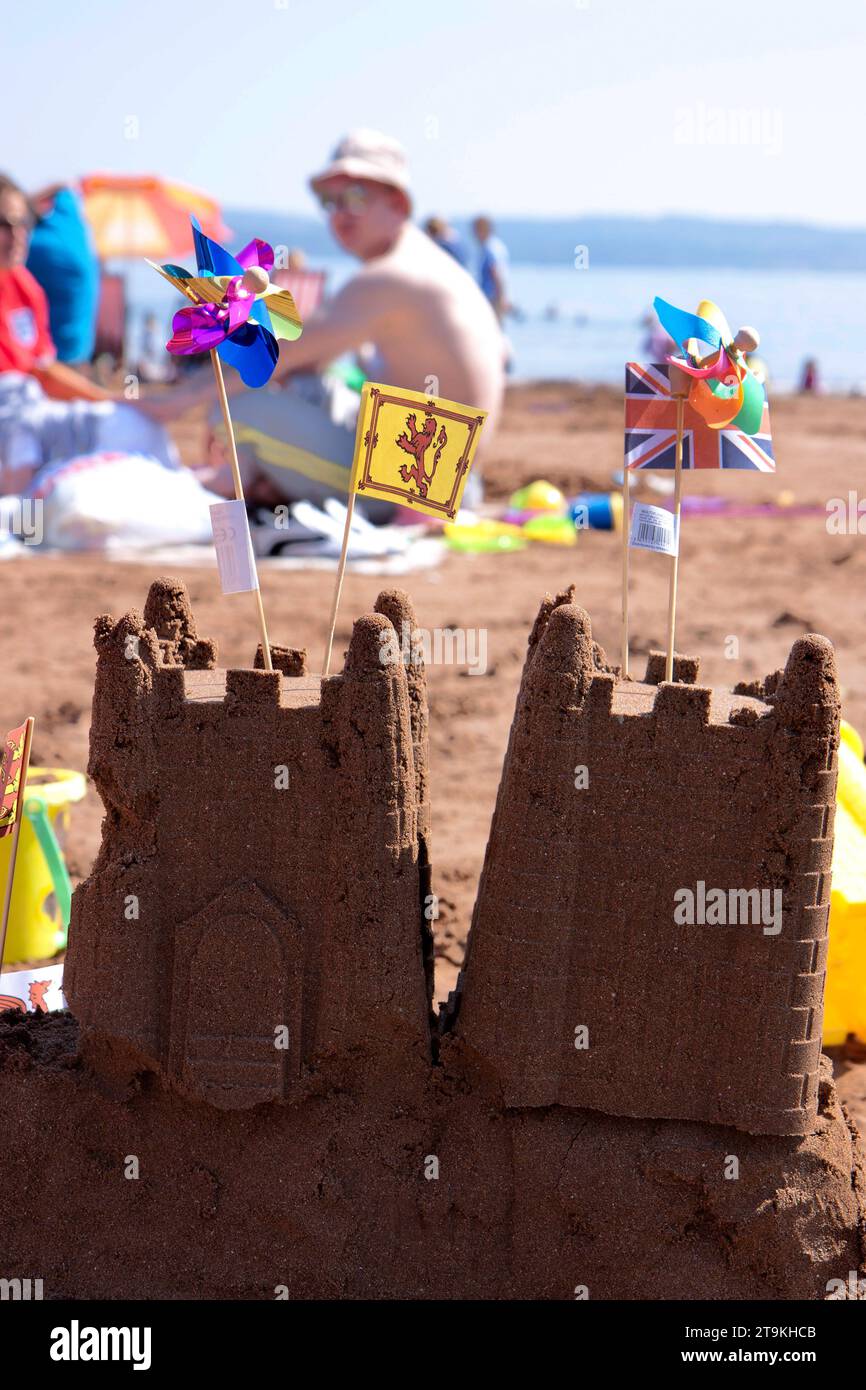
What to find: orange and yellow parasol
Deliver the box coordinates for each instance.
[79,174,230,261]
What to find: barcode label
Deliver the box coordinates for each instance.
[629,501,679,556]
[210,499,259,594]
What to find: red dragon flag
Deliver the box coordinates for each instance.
[350,382,487,521]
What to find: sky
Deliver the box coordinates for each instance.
[6,0,866,226]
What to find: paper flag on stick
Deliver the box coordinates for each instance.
[624,363,774,472]
[623,296,773,690]
[0,722,30,837]
[0,715,34,967]
[351,383,487,521]
[210,500,258,595]
[629,501,678,556]
[321,382,487,677]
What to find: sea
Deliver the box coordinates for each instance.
[125,256,866,394]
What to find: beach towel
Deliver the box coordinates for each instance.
[0,373,178,482]
[28,450,221,551]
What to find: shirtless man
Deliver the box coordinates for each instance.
[203,130,507,511]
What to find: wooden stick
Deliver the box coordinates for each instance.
[210,349,273,672]
[322,488,357,677]
[0,716,35,969]
[665,393,686,683]
[621,463,630,678]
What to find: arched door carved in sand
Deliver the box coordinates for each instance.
[169,883,302,1109]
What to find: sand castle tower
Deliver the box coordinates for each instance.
[454,588,840,1138]
[65,579,433,1109]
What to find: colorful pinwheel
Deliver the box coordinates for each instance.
[653,295,764,436]
[148,217,302,387]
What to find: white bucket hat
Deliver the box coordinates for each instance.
[310,129,412,207]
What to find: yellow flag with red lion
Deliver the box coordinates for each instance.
[0,722,29,837]
[351,383,487,521]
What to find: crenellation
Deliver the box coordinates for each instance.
[254,643,306,675]
[224,667,282,710]
[153,664,187,718]
[653,679,713,726]
[645,650,700,685]
[586,672,615,718]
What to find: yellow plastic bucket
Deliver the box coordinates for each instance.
[0,767,86,965]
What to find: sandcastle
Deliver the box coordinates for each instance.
[0,578,863,1300]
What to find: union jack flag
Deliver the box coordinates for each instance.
[625,362,775,471]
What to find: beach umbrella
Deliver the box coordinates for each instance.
[79,174,230,261]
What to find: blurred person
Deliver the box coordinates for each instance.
[640,307,675,362]
[0,176,53,377]
[137,312,174,384]
[472,215,510,322]
[799,357,819,393]
[0,173,193,493]
[26,182,99,364]
[193,130,506,513]
[423,215,467,266]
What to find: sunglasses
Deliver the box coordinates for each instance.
[316,183,372,216]
[0,215,32,233]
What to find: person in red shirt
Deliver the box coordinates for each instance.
[0,177,55,374]
[0,173,192,410]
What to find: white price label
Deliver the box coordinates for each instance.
[210,500,259,594]
[629,501,679,557]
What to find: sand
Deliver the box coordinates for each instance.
[3,382,866,1133]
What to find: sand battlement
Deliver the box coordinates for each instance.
[180,670,322,709]
[586,672,772,726]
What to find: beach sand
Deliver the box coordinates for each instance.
[4,381,865,1123]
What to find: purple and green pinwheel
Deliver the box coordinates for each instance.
[147,217,303,387]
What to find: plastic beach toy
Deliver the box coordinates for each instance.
[825,721,866,1044]
[522,513,577,546]
[0,766,85,964]
[443,517,526,553]
[509,480,565,514]
[570,492,624,532]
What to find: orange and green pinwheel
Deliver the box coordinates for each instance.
[653,295,764,436]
